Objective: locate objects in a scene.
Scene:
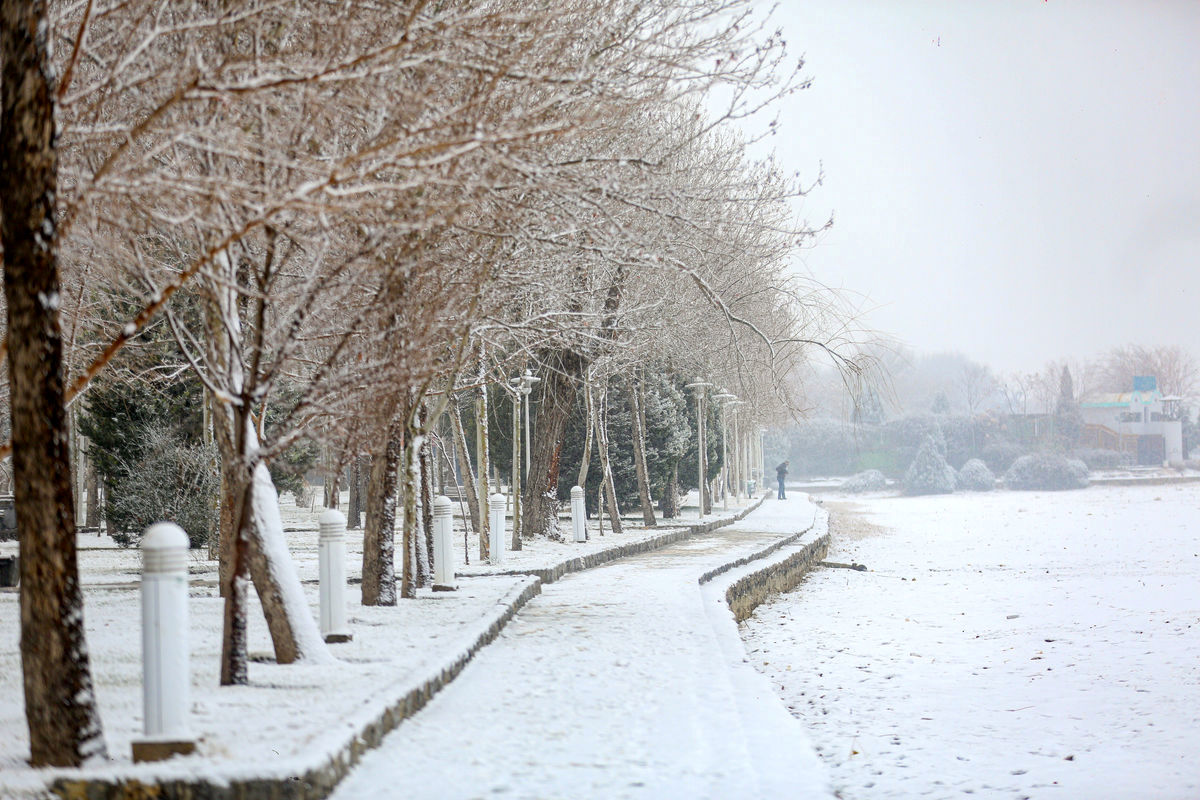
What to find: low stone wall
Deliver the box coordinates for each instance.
[494,494,767,585]
[720,534,830,623]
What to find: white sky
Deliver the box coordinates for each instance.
[751,0,1200,374]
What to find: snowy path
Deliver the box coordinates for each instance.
[743,484,1200,800]
[332,498,831,799]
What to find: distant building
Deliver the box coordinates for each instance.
[1079,376,1184,467]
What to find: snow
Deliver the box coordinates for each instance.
[741,484,1200,799]
[332,494,831,799]
[0,488,779,796]
[250,462,333,664]
[0,491,535,794]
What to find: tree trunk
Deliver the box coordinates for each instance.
[418,414,434,587]
[510,393,522,550]
[216,413,331,675]
[577,370,594,489]
[474,391,490,561]
[450,403,480,531]
[523,348,585,538]
[399,426,421,599]
[660,462,680,519]
[593,381,622,533]
[323,444,340,509]
[362,422,402,606]
[628,378,656,527]
[347,456,362,529]
[2,0,108,761]
[84,454,100,530]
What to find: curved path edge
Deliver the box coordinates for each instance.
[40,497,773,800]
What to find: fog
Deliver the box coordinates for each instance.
[757,0,1200,374]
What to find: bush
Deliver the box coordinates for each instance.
[1004,454,1089,491]
[841,469,888,493]
[1071,448,1123,470]
[904,438,956,496]
[981,441,1025,474]
[787,419,861,477]
[106,426,219,548]
[956,459,995,491]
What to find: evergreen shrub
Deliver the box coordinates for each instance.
[956,458,995,491]
[904,437,956,495]
[1071,448,1123,470]
[841,469,888,493]
[981,441,1025,474]
[1004,453,1089,491]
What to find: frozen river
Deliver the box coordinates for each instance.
[742,482,1200,799]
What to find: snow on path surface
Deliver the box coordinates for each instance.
[742,484,1200,800]
[332,496,832,800]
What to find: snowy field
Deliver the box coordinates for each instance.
[742,483,1200,799]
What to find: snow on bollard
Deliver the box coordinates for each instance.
[571,485,587,543]
[433,495,457,591]
[488,493,505,565]
[318,509,352,643]
[134,522,196,762]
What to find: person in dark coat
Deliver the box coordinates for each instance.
[776,461,789,499]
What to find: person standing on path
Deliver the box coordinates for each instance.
[775,461,789,499]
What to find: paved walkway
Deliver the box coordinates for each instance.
[332,500,830,799]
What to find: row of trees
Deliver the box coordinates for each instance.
[1,0,868,766]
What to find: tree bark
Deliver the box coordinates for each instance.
[347,456,362,529]
[362,422,402,606]
[2,0,108,763]
[522,348,585,538]
[593,381,622,533]
[510,392,522,549]
[628,378,656,527]
[418,412,434,587]
[660,462,680,519]
[577,371,594,489]
[449,403,480,532]
[399,425,421,599]
[84,458,100,530]
[323,444,340,509]
[474,391,490,561]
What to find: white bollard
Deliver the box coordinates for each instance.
[318,509,352,643]
[488,493,505,565]
[570,485,587,542]
[432,495,457,591]
[134,523,195,762]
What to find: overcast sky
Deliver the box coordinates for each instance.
[751,0,1199,375]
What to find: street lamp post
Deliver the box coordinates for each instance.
[684,378,712,517]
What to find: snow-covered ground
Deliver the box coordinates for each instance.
[332,495,830,800]
[742,483,1200,799]
[0,489,747,795]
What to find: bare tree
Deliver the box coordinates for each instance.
[1,0,106,765]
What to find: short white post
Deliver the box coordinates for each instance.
[134,523,195,762]
[318,509,352,643]
[433,495,457,591]
[488,493,505,565]
[571,485,587,542]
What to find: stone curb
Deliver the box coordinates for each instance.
[700,507,831,623]
[47,577,541,800]
[41,497,768,800]
[475,494,767,585]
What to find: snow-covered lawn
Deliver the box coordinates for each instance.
[0,490,746,795]
[741,483,1200,799]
